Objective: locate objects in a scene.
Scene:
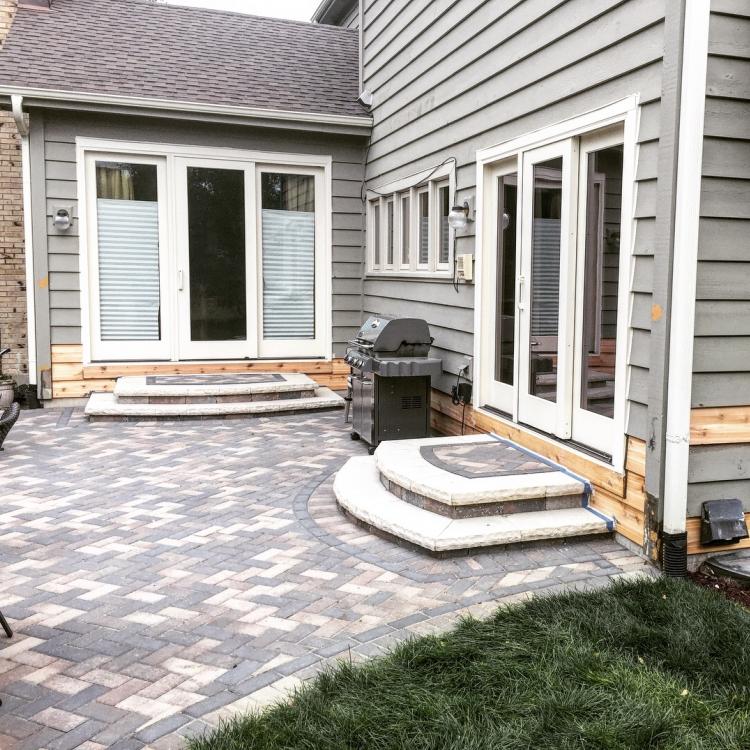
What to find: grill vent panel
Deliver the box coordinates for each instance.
[401,395,423,410]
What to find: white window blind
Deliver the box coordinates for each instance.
[530,217,561,336]
[97,198,161,341]
[262,209,315,339]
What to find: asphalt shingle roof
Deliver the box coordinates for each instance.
[0,0,366,118]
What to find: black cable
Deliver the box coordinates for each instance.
[361,154,458,203]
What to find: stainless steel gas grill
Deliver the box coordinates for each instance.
[345,316,442,453]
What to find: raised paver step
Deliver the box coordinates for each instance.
[334,456,613,553]
[375,435,587,517]
[114,372,317,404]
[85,387,344,421]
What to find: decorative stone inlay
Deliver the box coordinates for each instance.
[146,373,286,386]
[421,440,556,478]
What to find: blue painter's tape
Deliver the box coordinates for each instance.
[487,433,615,531]
[583,504,616,532]
[488,432,592,494]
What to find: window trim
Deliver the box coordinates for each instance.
[365,163,455,277]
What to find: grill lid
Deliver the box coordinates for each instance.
[353,316,432,354]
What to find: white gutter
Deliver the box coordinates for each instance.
[10,94,36,388]
[0,85,372,129]
[662,0,711,535]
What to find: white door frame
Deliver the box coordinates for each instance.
[571,126,628,451]
[82,151,172,362]
[481,158,519,416]
[175,156,258,360]
[256,163,328,359]
[77,138,333,365]
[474,96,639,471]
[517,138,579,438]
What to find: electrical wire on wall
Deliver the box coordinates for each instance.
[359,141,457,203]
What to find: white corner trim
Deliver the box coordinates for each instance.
[662,0,711,535]
[0,85,373,129]
[14,96,37,387]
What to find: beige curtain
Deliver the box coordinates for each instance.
[96,164,135,201]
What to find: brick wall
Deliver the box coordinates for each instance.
[0,0,26,381]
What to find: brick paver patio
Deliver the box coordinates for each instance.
[0,408,651,749]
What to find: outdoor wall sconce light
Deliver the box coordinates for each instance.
[448,199,474,231]
[53,206,72,232]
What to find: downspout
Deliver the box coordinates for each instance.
[10,94,37,391]
[661,0,711,575]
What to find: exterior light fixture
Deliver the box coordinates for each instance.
[448,200,471,230]
[53,207,72,232]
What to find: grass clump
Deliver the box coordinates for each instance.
[189,577,750,750]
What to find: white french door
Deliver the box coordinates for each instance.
[570,128,626,449]
[480,120,630,460]
[517,139,578,438]
[176,157,258,360]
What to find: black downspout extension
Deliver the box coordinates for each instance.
[661,531,688,577]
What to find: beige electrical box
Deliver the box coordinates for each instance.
[456,253,474,282]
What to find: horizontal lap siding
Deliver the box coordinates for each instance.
[38,112,366,357]
[688,2,750,515]
[362,0,666,441]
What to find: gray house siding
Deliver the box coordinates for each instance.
[32,109,366,359]
[361,0,667,439]
[341,5,359,29]
[687,0,750,516]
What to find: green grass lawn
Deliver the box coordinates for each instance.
[189,578,750,750]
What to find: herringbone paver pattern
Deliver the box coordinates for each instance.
[0,409,651,749]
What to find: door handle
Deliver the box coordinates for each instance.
[178,270,184,291]
[517,275,526,311]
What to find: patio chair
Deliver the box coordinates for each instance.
[0,401,20,451]
[0,609,11,638]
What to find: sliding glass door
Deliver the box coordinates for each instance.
[85,148,328,363]
[176,158,256,360]
[175,160,325,360]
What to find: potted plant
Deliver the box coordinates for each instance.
[0,348,15,409]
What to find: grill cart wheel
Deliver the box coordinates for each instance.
[350,432,360,441]
[368,446,376,455]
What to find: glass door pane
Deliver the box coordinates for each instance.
[187,166,247,342]
[96,162,161,342]
[87,154,170,362]
[528,157,563,403]
[572,128,625,456]
[579,144,622,420]
[494,171,517,388]
[517,139,577,438]
[260,171,316,343]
